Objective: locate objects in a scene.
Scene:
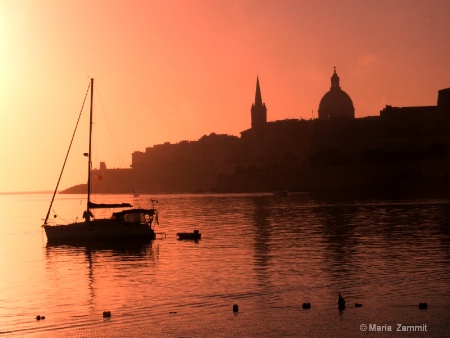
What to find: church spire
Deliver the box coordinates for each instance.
[255,76,263,106]
[251,76,267,129]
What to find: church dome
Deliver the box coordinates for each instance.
[318,68,355,119]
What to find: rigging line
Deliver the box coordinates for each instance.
[94,82,137,192]
[43,80,91,225]
[94,82,126,165]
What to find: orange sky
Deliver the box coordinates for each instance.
[1,0,450,193]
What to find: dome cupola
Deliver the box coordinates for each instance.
[318,67,355,119]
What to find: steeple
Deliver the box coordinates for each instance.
[251,76,267,129]
[255,76,263,106]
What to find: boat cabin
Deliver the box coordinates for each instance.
[112,208,157,225]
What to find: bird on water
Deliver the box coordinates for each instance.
[338,293,346,310]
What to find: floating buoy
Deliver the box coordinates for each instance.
[419,303,428,309]
[302,303,311,309]
[41,316,45,319]
[103,311,112,318]
[355,303,363,307]
[233,304,239,312]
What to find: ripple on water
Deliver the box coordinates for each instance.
[1,193,450,336]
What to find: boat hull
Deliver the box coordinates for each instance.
[44,219,156,241]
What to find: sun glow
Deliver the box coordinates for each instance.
[1,0,450,192]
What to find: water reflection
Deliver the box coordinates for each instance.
[3,193,450,336]
[46,238,154,257]
[44,239,159,316]
[243,194,450,309]
[250,195,272,273]
[316,204,360,289]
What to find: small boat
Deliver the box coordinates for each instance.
[273,190,288,197]
[177,230,201,240]
[42,79,158,242]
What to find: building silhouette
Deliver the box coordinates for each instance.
[251,76,267,129]
[318,67,355,119]
[63,70,450,196]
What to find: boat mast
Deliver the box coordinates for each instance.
[86,78,94,219]
[43,80,91,225]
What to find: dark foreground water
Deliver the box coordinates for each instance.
[0,192,449,337]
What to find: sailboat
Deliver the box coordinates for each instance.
[43,78,157,241]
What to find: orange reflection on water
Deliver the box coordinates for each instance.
[1,193,450,336]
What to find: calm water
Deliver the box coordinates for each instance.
[0,192,449,337]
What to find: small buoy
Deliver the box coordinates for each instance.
[36,315,41,320]
[419,303,428,309]
[103,311,111,318]
[302,303,311,309]
[232,304,239,312]
[355,303,363,307]
[41,316,45,319]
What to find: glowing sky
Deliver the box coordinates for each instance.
[1,0,450,192]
